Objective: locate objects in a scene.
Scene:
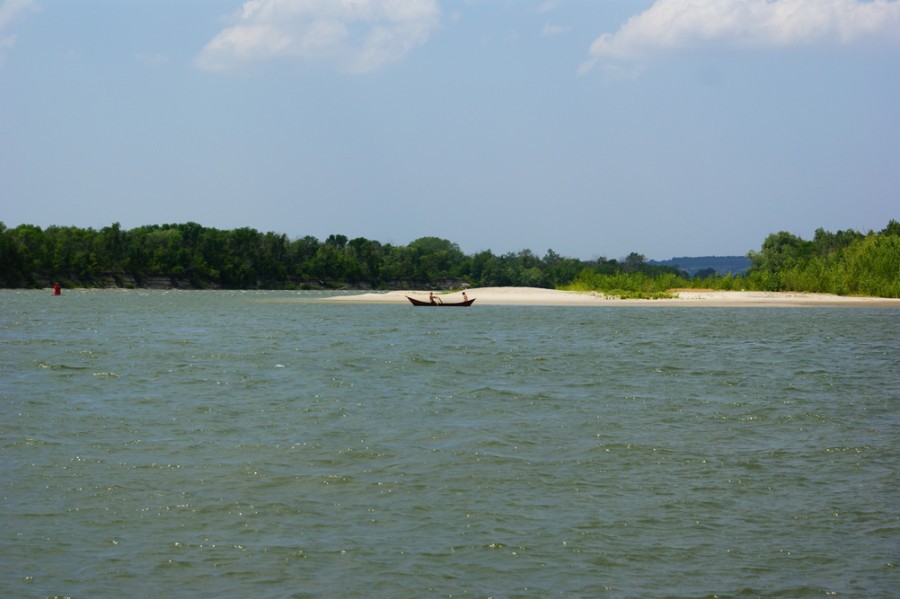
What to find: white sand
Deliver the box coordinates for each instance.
[320,287,900,307]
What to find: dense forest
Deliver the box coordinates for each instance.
[1,220,898,297]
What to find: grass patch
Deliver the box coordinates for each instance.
[602,289,677,300]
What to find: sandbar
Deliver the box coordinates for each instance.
[320,287,900,308]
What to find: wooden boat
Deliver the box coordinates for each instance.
[407,296,475,307]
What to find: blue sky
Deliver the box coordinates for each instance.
[2,0,898,260]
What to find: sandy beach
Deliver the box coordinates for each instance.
[321,287,900,308]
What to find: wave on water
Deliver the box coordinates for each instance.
[2,291,898,597]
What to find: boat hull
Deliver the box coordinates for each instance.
[407,296,475,307]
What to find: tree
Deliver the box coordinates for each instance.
[623,252,646,273]
[0,222,28,286]
[881,219,900,237]
[749,231,808,272]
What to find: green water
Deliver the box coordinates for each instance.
[2,290,898,597]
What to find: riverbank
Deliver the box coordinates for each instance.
[321,287,900,307]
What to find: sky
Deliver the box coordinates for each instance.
[1,0,898,260]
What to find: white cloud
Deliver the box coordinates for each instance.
[542,23,565,37]
[0,0,34,29]
[0,0,36,61]
[195,0,441,74]
[580,0,900,73]
[536,1,560,14]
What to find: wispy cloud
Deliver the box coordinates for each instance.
[0,0,36,62]
[195,0,441,74]
[536,1,560,14]
[580,0,900,73]
[542,23,565,37]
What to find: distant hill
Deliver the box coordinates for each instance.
[649,256,751,277]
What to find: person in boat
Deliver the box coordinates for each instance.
[462,291,468,302]
[429,292,437,304]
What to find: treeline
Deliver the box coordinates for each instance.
[566,221,900,298]
[0,222,599,290]
[745,222,900,297]
[1,221,897,297]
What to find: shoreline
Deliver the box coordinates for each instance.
[17,286,900,307]
[319,287,900,308]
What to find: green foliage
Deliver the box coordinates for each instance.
[1,220,897,296]
[563,270,684,299]
[559,251,699,298]
[744,222,899,297]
